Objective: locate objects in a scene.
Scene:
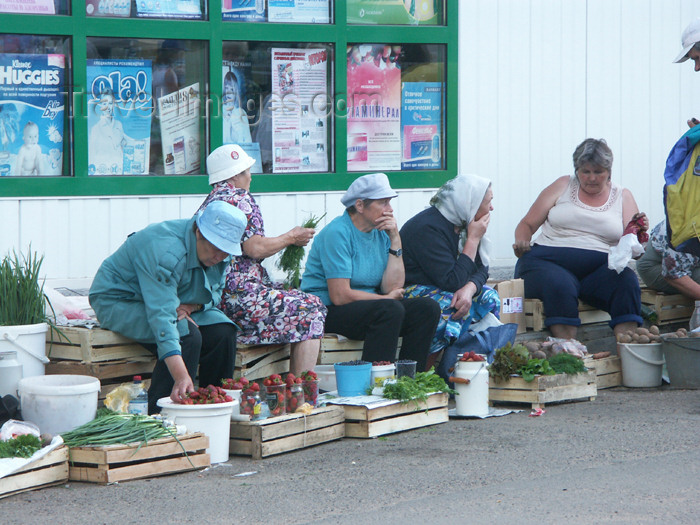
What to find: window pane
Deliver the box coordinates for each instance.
[347,43,445,172]
[86,0,206,20]
[87,38,208,175]
[0,35,71,176]
[223,0,333,23]
[347,0,444,25]
[222,41,334,174]
[1,0,69,15]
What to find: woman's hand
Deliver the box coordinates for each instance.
[512,240,531,258]
[176,303,200,326]
[467,212,490,243]
[450,282,477,320]
[385,288,405,300]
[374,212,399,238]
[164,354,195,404]
[288,226,315,247]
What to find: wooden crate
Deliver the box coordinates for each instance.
[317,335,402,365]
[330,392,449,439]
[641,288,694,325]
[67,433,209,484]
[235,343,290,382]
[489,369,597,409]
[46,326,152,363]
[0,446,69,500]
[229,406,345,459]
[583,355,622,389]
[524,299,611,332]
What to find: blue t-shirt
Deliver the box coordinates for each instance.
[301,211,390,305]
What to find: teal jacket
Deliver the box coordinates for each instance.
[89,217,233,360]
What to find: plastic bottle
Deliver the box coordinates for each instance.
[128,375,149,415]
[690,301,700,332]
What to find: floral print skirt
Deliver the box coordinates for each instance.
[219,279,327,345]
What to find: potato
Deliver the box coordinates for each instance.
[618,334,632,343]
[666,333,678,339]
[631,333,640,342]
[678,328,688,336]
[637,335,650,344]
[532,350,547,359]
[649,325,660,335]
[635,327,650,336]
[525,342,541,354]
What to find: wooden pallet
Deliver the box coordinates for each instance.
[46,326,151,362]
[640,288,694,325]
[330,392,449,439]
[235,343,291,382]
[583,355,622,389]
[67,433,209,484]
[317,335,402,365]
[229,406,345,459]
[489,369,597,409]
[524,299,611,332]
[0,446,69,500]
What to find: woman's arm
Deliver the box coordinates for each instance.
[513,176,569,257]
[242,226,315,260]
[376,212,404,294]
[665,275,700,300]
[327,278,404,305]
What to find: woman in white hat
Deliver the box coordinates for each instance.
[197,144,326,375]
[300,173,440,370]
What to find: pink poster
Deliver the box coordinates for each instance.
[347,44,402,172]
[0,0,54,13]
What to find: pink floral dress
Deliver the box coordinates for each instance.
[198,182,327,345]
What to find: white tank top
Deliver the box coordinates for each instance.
[534,176,624,254]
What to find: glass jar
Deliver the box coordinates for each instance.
[264,384,286,417]
[288,383,305,413]
[240,386,262,418]
[302,379,320,407]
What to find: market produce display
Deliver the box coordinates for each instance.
[458,351,485,362]
[0,434,42,458]
[263,374,286,416]
[285,373,305,413]
[547,353,588,375]
[239,382,262,416]
[616,325,662,344]
[177,385,233,405]
[301,370,319,407]
[221,377,249,390]
[60,410,177,448]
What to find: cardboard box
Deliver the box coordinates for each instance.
[495,279,526,333]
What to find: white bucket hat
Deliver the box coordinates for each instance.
[674,18,700,63]
[340,172,398,208]
[206,144,255,185]
[195,200,247,256]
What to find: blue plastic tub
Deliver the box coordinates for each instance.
[334,361,371,397]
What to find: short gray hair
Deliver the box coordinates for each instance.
[573,138,613,173]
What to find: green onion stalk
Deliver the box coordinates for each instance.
[276,213,326,290]
[61,412,178,448]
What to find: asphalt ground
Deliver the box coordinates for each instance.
[2,386,699,524]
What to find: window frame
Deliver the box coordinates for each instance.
[0,0,458,197]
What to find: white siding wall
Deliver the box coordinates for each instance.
[2,0,700,282]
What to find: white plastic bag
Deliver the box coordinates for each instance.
[0,419,40,441]
[608,233,644,274]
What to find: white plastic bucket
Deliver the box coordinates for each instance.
[453,359,489,417]
[618,343,664,388]
[222,389,241,417]
[157,397,236,463]
[315,365,336,392]
[1,323,49,380]
[370,364,395,388]
[18,374,100,436]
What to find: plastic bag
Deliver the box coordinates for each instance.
[44,286,90,321]
[541,337,588,358]
[608,233,645,274]
[0,419,40,441]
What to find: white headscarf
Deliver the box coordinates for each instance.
[430,174,492,266]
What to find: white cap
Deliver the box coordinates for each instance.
[206,144,255,185]
[340,172,398,208]
[674,18,700,63]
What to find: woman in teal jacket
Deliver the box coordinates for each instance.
[89,201,247,413]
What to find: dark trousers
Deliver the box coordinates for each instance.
[143,321,237,413]
[515,245,642,328]
[324,297,440,372]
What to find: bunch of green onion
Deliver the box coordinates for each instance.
[61,412,177,448]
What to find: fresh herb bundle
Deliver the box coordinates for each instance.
[518,358,556,382]
[382,368,455,407]
[61,412,176,448]
[0,434,42,458]
[276,213,326,290]
[548,353,587,375]
[489,342,531,382]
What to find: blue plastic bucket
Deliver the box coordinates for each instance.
[334,361,371,396]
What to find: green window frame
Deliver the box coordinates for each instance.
[0,0,458,197]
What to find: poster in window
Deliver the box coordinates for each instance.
[135,0,201,19]
[87,59,153,176]
[268,0,329,23]
[0,53,65,176]
[347,0,439,25]
[157,83,201,175]
[401,81,442,170]
[270,47,329,173]
[347,44,401,172]
[222,0,267,21]
[0,0,54,14]
[222,60,262,173]
[85,0,131,17]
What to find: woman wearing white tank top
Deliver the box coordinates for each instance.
[512,138,649,341]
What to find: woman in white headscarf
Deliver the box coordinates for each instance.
[400,174,499,372]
